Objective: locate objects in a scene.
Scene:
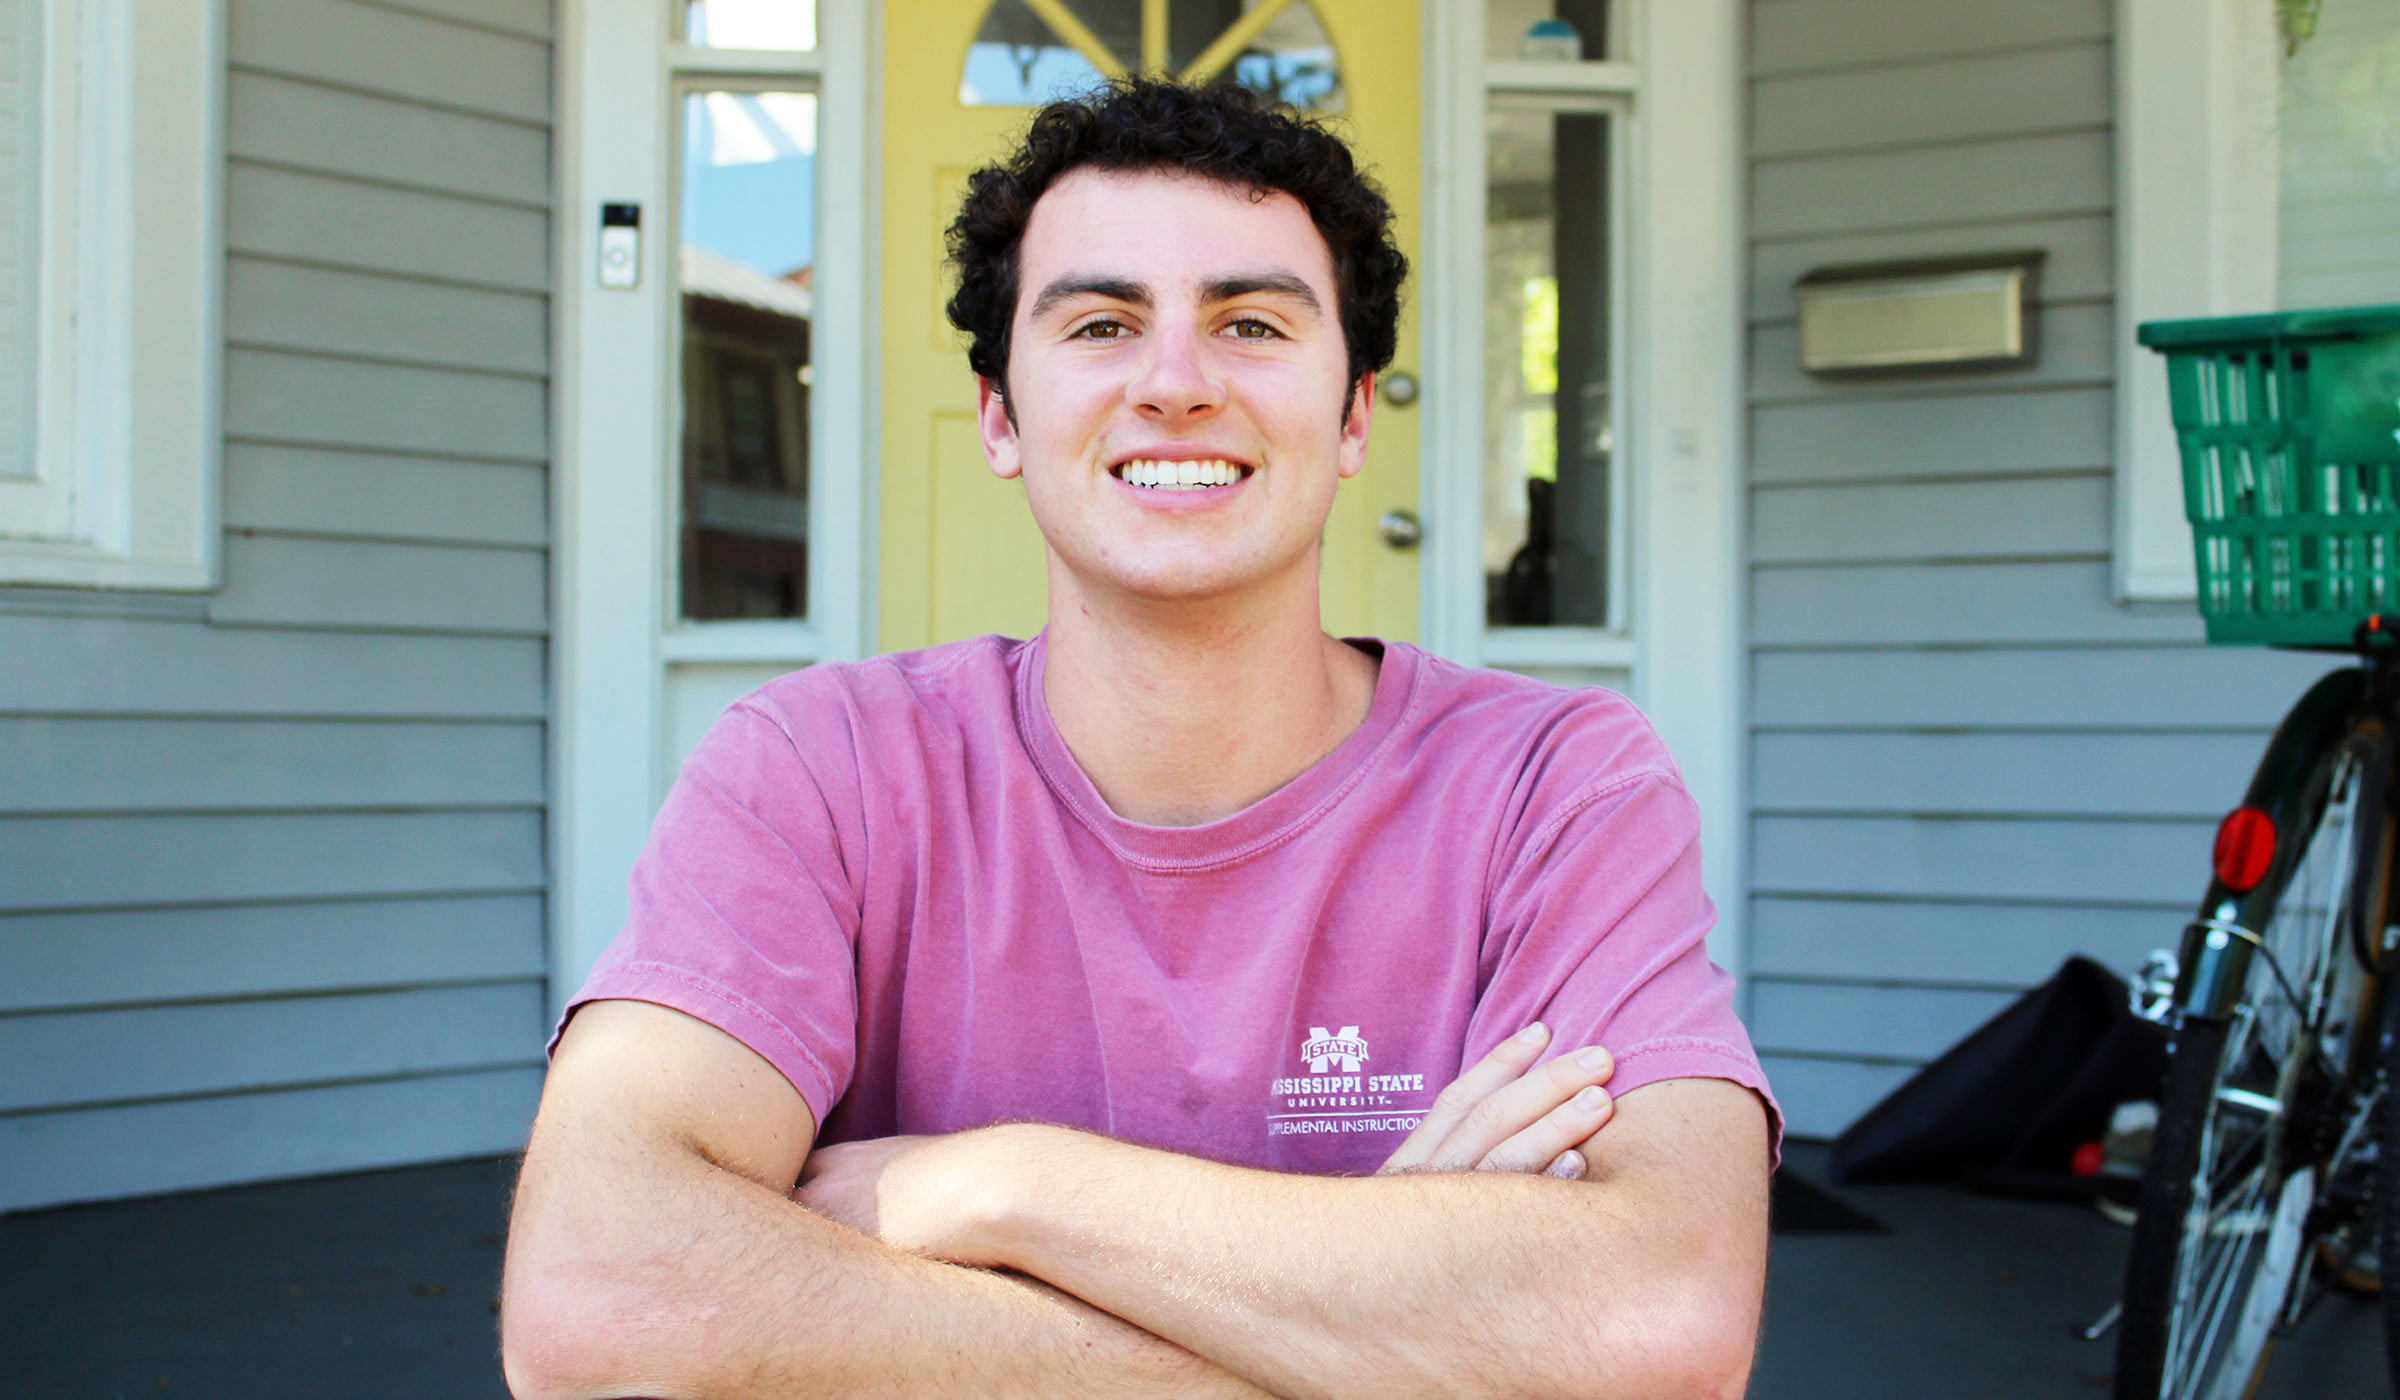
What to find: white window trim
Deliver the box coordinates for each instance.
[0,0,223,590]
[1421,8,1636,666]
[1421,0,1746,983]
[2112,0,2279,602]
[552,0,878,1013]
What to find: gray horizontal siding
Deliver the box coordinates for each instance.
[1752,815,2211,906]
[0,614,544,719]
[228,70,548,207]
[1752,561,2207,648]
[371,0,550,43]
[1753,647,2337,730]
[226,259,548,376]
[1750,0,2108,79]
[1753,730,2261,819]
[230,0,551,123]
[1751,474,2110,565]
[224,445,547,549]
[211,534,547,634]
[0,717,542,812]
[227,164,549,292]
[1751,41,2109,158]
[0,895,545,1012]
[1753,131,2112,241]
[0,1065,544,1212]
[1750,897,2187,989]
[0,811,545,912]
[1751,386,2111,485]
[0,981,546,1112]
[1741,0,2298,1139]
[0,0,554,1210]
[226,348,546,462]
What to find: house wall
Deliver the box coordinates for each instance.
[1741,0,2336,1138]
[0,0,555,1210]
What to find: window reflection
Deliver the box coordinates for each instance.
[1485,105,1611,628]
[679,90,816,621]
[1485,0,1608,61]
[959,0,1341,111]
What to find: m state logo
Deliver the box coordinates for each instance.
[1265,1022,1432,1139]
[1301,1025,1369,1074]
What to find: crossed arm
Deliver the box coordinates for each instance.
[501,999,1770,1400]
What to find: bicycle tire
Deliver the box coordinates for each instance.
[2115,727,2384,1400]
[2381,976,2400,1394]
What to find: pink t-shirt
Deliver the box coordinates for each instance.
[561,633,1779,1173]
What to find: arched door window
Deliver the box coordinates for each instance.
[960,0,1342,111]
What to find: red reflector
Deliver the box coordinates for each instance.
[2213,807,2276,892]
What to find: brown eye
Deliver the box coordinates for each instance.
[1228,319,1279,340]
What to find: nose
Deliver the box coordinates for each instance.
[1125,319,1222,423]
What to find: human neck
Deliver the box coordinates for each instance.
[1041,572,1380,828]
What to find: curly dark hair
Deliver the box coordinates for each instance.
[945,77,1407,401]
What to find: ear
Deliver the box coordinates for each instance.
[1336,372,1374,480]
[976,376,1022,480]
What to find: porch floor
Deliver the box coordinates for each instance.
[0,1144,2383,1398]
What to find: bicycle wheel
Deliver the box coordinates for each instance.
[2380,977,2400,1392]
[2115,728,2384,1400]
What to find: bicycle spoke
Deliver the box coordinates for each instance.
[2172,1165,2271,1394]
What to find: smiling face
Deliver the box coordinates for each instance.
[978,166,1372,610]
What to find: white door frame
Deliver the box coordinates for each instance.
[1419,0,1748,983]
[550,0,879,1014]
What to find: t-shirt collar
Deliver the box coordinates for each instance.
[1015,628,1420,870]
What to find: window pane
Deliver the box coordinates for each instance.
[684,0,814,50]
[960,0,1111,106]
[679,90,816,621]
[2278,0,2400,308]
[1486,0,1607,61]
[961,0,1342,111]
[1484,105,1610,629]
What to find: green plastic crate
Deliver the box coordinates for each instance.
[2139,304,2400,647]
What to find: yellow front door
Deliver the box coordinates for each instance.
[877,0,1421,652]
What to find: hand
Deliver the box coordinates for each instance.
[1376,1023,1615,1179]
[794,1130,1011,1266]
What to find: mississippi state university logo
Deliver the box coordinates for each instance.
[1266,1022,1431,1140]
[1301,1026,1369,1073]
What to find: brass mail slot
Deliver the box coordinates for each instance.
[1795,251,2044,374]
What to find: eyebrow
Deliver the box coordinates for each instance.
[1025,271,1324,323]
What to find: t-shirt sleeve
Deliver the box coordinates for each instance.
[1468,765,1783,1159]
[548,696,863,1128]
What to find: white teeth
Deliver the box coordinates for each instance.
[1119,458,1242,490]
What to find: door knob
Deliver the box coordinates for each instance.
[1378,509,1422,549]
[1380,370,1419,406]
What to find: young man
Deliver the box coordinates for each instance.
[504,80,1776,1400]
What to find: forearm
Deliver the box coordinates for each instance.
[965,1084,1767,1400]
[986,1140,1724,1398]
[503,1132,1274,1400]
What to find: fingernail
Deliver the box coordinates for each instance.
[1577,1046,1611,1072]
[1575,1086,1609,1112]
[1517,1022,1547,1044]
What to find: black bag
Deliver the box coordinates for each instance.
[1828,955,2170,1187]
